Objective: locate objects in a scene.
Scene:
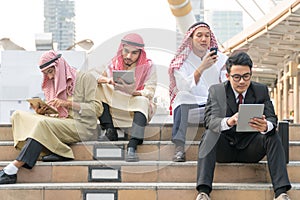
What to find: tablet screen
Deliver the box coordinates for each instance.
[112,70,134,84]
[236,104,264,132]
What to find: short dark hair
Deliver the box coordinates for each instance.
[226,52,253,74]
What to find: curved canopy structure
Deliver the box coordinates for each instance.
[0,38,25,50]
[222,0,300,87]
[222,0,300,122]
[166,0,300,122]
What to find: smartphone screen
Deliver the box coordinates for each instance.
[210,47,218,56]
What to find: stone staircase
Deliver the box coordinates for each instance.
[0,122,300,200]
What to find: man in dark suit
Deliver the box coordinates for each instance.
[195,52,291,200]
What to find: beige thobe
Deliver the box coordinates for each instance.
[11,71,103,159]
[97,65,157,127]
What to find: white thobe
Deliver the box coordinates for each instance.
[173,50,228,110]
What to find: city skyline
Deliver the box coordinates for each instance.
[0,0,175,51]
[0,0,279,51]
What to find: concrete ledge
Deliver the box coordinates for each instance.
[0,182,299,190]
[0,182,299,200]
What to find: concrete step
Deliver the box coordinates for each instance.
[1,140,300,162]
[0,124,204,142]
[1,122,299,200]
[0,182,299,200]
[289,125,300,140]
[0,141,200,161]
[2,122,300,141]
[0,161,300,184]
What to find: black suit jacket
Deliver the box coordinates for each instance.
[204,80,277,149]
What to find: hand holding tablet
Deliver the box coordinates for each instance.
[236,104,264,132]
[27,97,58,115]
[112,70,134,84]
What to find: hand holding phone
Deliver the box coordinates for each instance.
[210,47,218,56]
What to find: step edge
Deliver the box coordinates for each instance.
[0,182,299,190]
[1,141,300,146]
[2,160,300,167]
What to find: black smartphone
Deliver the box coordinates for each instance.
[210,47,218,56]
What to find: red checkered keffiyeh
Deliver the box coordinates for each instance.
[108,33,152,91]
[39,50,77,118]
[168,23,218,115]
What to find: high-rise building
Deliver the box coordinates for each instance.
[191,0,204,22]
[175,1,243,47]
[206,10,243,44]
[44,0,75,50]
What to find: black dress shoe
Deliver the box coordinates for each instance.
[0,170,17,184]
[42,153,73,162]
[125,147,139,162]
[98,128,118,141]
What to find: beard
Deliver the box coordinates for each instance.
[124,58,137,67]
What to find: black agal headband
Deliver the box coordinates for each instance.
[121,39,144,48]
[39,54,62,69]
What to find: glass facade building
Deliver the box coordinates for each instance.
[44,0,75,50]
[206,10,243,44]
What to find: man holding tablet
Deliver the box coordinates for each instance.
[195,52,291,200]
[96,33,157,162]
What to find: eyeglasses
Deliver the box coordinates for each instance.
[230,72,252,82]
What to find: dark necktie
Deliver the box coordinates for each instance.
[237,94,243,105]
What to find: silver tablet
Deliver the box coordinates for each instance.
[112,70,134,84]
[236,104,264,132]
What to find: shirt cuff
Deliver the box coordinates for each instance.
[221,117,231,131]
[260,121,274,134]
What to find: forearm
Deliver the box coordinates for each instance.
[138,84,156,98]
[65,100,81,111]
[194,67,204,85]
[97,75,113,84]
[132,91,142,96]
[138,67,157,98]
